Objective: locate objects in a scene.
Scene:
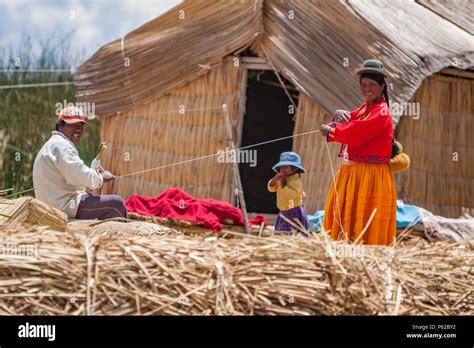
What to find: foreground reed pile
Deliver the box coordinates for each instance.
[0,224,472,315]
[0,197,68,231]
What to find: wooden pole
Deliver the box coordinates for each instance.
[231,67,248,205]
[95,142,108,161]
[222,104,251,234]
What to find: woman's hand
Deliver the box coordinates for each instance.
[333,109,351,124]
[320,124,331,136]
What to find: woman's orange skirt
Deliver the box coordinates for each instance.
[323,162,396,246]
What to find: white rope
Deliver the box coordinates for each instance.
[135,105,224,117]
[6,127,347,239]
[115,128,322,179]
[324,138,345,240]
[114,125,345,241]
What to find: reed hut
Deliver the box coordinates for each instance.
[395,69,474,217]
[75,0,474,216]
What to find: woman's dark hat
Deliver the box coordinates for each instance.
[355,59,388,78]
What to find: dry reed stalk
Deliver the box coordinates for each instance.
[0,223,472,316]
[354,208,377,244]
[0,189,14,196]
[0,197,68,231]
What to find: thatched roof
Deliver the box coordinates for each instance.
[416,0,474,35]
[76,0,474,118]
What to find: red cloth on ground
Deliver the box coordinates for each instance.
[125,188,267,233]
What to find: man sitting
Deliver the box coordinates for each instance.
[33,106,128,220]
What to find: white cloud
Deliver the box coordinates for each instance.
[120,0,181,16]
[0,0,182,64]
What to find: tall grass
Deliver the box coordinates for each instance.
[0,33,101,197]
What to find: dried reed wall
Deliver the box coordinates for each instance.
[395,73,473,217]
[100,58,243,201]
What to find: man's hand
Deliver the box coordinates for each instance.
[91,159,101,170]
[101,171,115,182]
[333,110,351,124]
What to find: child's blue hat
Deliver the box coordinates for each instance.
[272,151,305,173]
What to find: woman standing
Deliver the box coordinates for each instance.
[320,59,396,246]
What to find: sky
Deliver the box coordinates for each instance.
[0,0,182,68]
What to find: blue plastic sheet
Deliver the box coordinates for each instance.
[307,200,421,232]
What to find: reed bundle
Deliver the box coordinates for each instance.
[66,218,179,238]
[0,224,472,315]
[0,197,68,231]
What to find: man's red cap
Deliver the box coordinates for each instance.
[57,106,89,125]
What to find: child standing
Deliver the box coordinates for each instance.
[267,151,309,234]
